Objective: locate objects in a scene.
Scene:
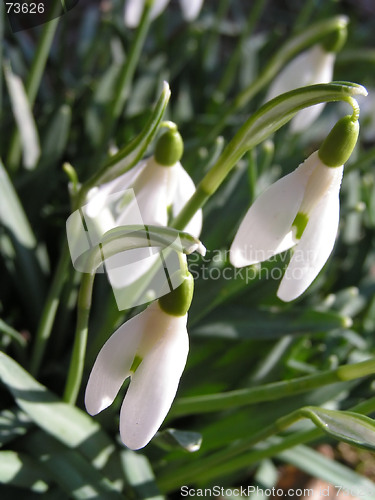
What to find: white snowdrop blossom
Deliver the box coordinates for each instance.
[85,300,189,450]
[86,157,202,238]
[85,154,202,292]
[124,0,204,28]
[230,151,343,302]
[265,44,335,132]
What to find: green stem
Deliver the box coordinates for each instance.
[6,0,62,171]
[205,15,348,141]
[30,241,71,376]
[63,272,95,405]
[97,0,153,155]
[171,357,375,417]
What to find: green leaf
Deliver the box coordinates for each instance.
[23,431,122,499]
[191,307,351,339]
[0,450,49,493]
[40,104,72,164]
[3,62,40,170]
[0,352,118,470]
[278,444,375,500]
[154,428,202,452]
[301,406,375,451]
[86,81,171,187]
[0,319,27,348]
[0,160,48,321]
[121,450,165,500]
[0,408,33,447]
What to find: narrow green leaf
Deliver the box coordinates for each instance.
[302,406,375,451]
[278,444,375,500]
[0,450,49,492]
[0,160,48,320]
[191,307,351,339]
[3,62,40,170]
[0,319,27,347]
[121,450,165,500]
[0,408,33,447]
[23,431,122,499]
[87,81,171,187]
[0,352,118,471]
[41,104,72,164]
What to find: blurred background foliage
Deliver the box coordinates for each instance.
[1,0,375,498]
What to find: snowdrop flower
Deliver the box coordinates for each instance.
[86,127,202,238]
[230,115,359,302]
[265,22,347,132]
[85,269,193,450]
[85,127,202,297]
[124,0,204,28]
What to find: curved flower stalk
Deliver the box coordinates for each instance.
[85,127,202,298]
[85,268,193,450]
[124,0,204,28]
[265,44,335,132]
[230,115,360,302]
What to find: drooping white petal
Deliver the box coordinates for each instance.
[265,45,335,132]
[84,312,148,415]
[119,305,189,450]
[124,0,170,28]
[230,157,316,267]
[85,162,146,219]
[266,45,334,102]
[179,0,203,20]
[290,50,334,131]
[172,163,203,237]
[123,158,178,227]
[277,166,343,302]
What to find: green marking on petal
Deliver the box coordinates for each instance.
[293,212,309,240]
[130,354,143,373]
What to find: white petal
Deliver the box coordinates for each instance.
[179,0,203,20]
[290,103,326,132]
[84,312,148,415]
[85,162,145,219]
[277,166,343,302]
[106,247,160,289]
[124,0,170,28]
[230,156,316,267]
[266,45,334,103]
[172,163,203,237]
[290,50,335,132]
[127,158,176,226]
[120,307,189,450]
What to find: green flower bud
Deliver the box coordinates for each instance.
[318,115,359,167]
[159,272,194,316]
[154,129,184,167]
[322,24,347,53]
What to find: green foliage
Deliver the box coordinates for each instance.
[1,0,375,497]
